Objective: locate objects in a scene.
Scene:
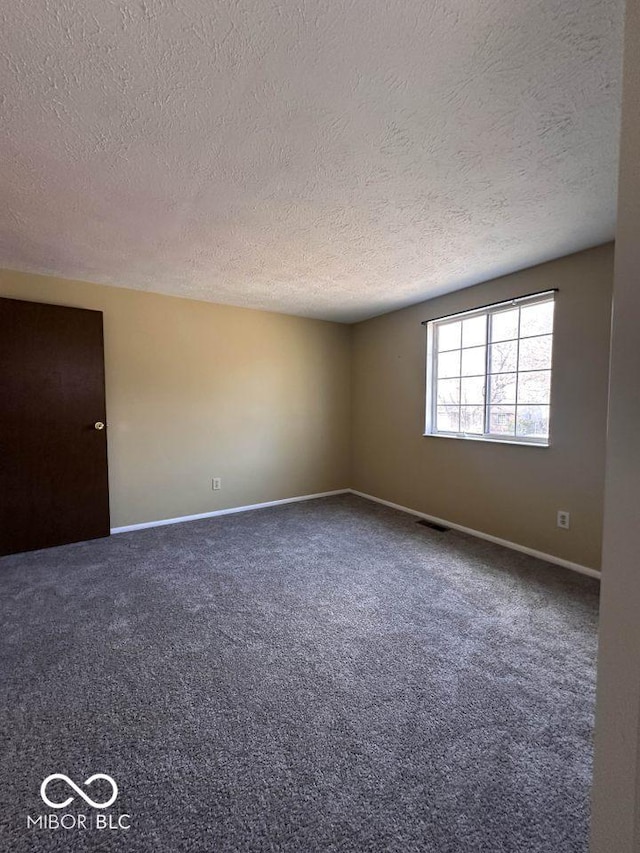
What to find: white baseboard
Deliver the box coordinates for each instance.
[111,486,601,580]
[348,489,601,580]
[110,489,350,534]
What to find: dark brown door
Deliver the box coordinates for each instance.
[0,297,110,556]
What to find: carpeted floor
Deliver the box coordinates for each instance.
[0,494,599,852]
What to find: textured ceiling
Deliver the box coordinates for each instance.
[0,0,624,322]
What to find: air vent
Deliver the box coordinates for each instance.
[416,519,450,533]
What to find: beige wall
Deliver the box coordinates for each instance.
[351,244,614,570]
[591,0,640,847]
[0,270,352,528]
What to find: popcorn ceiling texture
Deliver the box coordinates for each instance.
[0,0,623,322]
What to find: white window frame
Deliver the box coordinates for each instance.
[424,290,555,447]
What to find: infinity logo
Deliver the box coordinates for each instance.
[40,774,119,810]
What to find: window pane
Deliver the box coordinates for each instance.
[517,370,551,405]
[489,373,516,405]
[461,346,485,376]
[462,316,486,348]
[437,378,460,405]
[488,405,516,435]
[460,376,485,404]
[437,321,461,351]
[491,308,519,342]
[516,405,550,439]
[436,406,460,433]
[489,340,517,373]
[519,335,552,371]
[437,350,460,379]
[460,405,484,434]
[520,301,554,338]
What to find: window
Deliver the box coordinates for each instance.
[425,291,555,445]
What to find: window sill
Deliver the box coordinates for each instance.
[423,432,550,448]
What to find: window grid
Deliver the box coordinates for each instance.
[426,295,554,445]
[437,331,552,355]
[513,306,522,436]
[483,312,491,434]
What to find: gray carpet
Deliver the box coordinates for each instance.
[0,494,599,852]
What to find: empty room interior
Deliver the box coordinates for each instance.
[1,2,639,852]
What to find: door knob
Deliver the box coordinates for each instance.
[94,422,105,430]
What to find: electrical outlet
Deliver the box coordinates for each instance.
[212,477,221,491]
[557,510,570,530]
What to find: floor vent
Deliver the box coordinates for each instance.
[416,519,450,533]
